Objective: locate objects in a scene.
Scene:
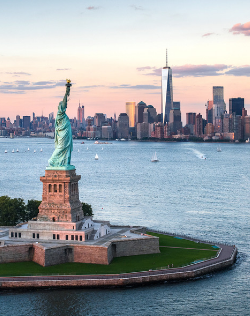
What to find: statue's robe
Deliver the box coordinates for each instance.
[48,101,73,167]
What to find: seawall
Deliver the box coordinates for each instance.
[0,243,237,289]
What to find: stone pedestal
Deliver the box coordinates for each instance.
[38,169,83,223]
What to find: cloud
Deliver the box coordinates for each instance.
[2,72,31,76]
[110,84,160,90]
[137,64,228,77]
[14,80,30,85]
[78,83,160,90]
[172,64,228,77]
[130,5,144,10]
[137,66,155,71]
[146,68,162,76]
[229,22,250,36]
[225,65,250,76]
[78,85,105,89]
[0,90,25,94]
[86,6,99,10]
[202,32,216,37]
[0,80,67,94]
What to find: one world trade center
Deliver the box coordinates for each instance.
[161,50,173,124]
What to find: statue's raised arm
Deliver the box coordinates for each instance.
[47,79,74,170]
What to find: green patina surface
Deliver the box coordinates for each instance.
[47,81,74,169]
[0,233,218,277]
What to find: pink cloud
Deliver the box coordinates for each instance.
[172,64,228,77]
[86,6,99,10]
[136,66,155,71]
[202,33,215,37]
[137,64,228,77]
[229,22,250,36]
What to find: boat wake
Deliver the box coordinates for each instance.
[189,149,207,160]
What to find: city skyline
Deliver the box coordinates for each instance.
[1,0,250,122]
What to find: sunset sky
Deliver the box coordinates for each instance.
[1,0,250,124]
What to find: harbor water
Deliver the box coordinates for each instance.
[0,138,249,316]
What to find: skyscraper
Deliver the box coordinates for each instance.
[135,101,147,124]
[186,113,196,125]
[161,50,173,124]
[206,100,213,124]
[213,86,226,125]
[15,115,20,128]
[213,86,224,105]
[77,104,84,124]
[23,116,30,129]
[169,102,182,134]
[229,98,244,116]
[125,102,136,127]
[117,113,129,139]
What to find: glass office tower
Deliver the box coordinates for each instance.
[161,67,173,124]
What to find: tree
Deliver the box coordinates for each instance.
[0,196,26,226]
[81,202,93,216]
[25,199,41,221]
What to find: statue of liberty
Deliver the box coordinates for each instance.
[48,79,74,170]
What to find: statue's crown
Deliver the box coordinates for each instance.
[66,79,71,84]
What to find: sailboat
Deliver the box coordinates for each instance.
[28,147,30,151]
[12,149,15,153]
[217,146,222,152]
[95,154,99,160]
[16,149,19,152]
[34,149,36,153]
[5,150,7,153]
[87,147,88,150]
[151,152,159,162]
[78,149,80,153]
[40,148,43,152]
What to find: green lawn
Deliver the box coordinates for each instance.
[147,232,216,250]
[0,232,219,277]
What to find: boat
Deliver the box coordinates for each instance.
[16,149,19,152]
[4,150,7,153]
[81,141,85,144]
[102,147,103,150]
[12,149,15,153]
[78,149,80,152]
[28,147,30,151]
[34,150,36,153]
[40,148,43,152]
[95,154,98,160]
[87,147,88,150]
[246,138,250,143]
[217,146,222,152]
[151,152,159,162]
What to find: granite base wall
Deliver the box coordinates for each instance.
[112,237,160,257]
[0,235,159,267]
[44,246,74,266]
[0,244,33,264]
[33,244,45,266]
[74,245,110,265]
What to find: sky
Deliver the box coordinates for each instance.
[1,0,250,124]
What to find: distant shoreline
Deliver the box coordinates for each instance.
[0,135,247,143]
